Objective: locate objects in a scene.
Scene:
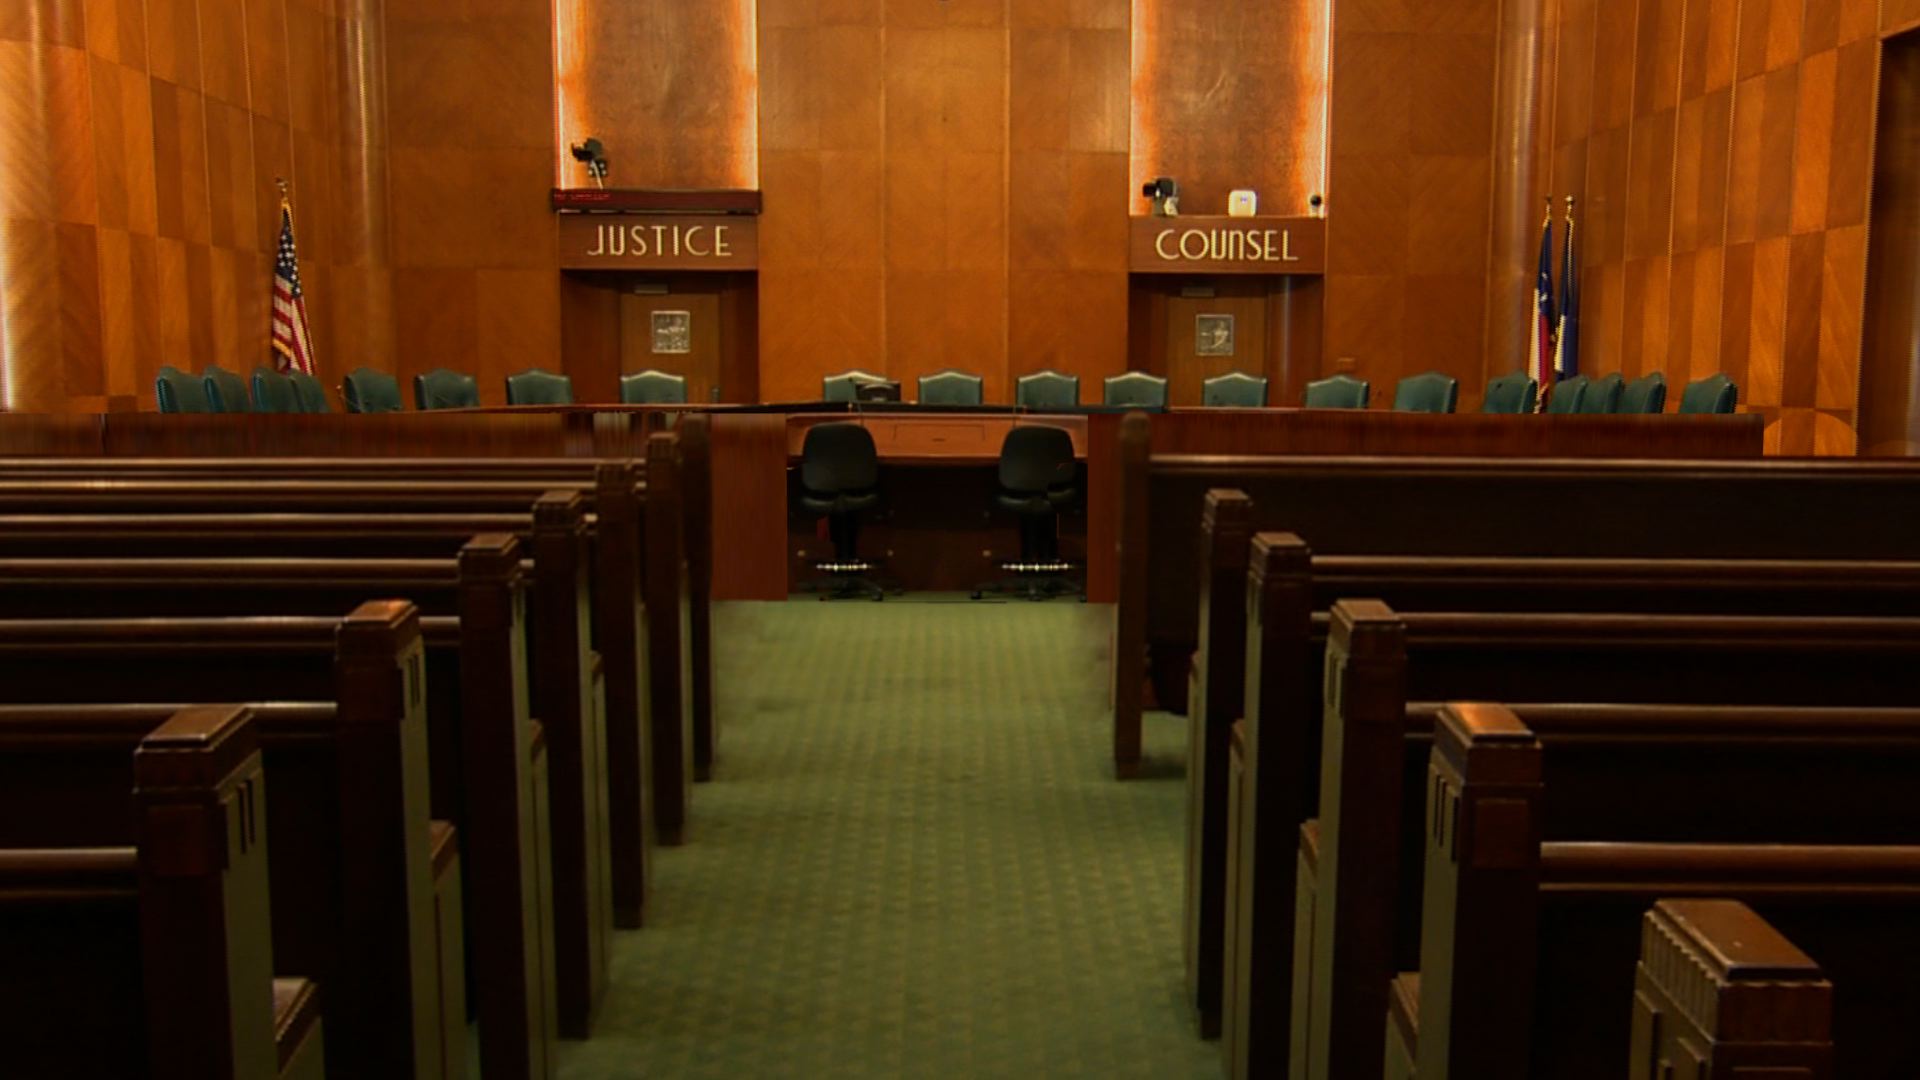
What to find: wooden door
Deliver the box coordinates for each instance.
[1164,282,1271,407]
[621,291,723,404]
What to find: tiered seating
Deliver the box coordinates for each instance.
[0,443,711,1079]
[1162,459,1920,1078]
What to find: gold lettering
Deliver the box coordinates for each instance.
[685,225,709,257]
[588,225,607,257]
[1155,229,1176,259]
[715,226,731,257]
[625,224,644,256]
[1179,230,1209,260]
[672,226,683,257]
[1281,230,1299,262]
[652,225,669,257]
[606,226,627,257]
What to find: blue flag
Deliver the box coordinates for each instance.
[1554,200,1578,381]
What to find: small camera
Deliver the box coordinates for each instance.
[570,138,609,184]
[1142,177,1180,217]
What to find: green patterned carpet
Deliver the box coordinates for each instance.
[557,598,1214,1078]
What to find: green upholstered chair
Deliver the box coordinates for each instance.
[1102,371,1169,408]
[1201,371,1268,407]
[1303,373,1370,409]
[1015,370,1080,410]
[343,367,403,413]
[1620,372,1668,414]
[250,367,299,414]
[201,365,252,413]
[287,371,331,413]
[620,370,688,404]
[1579,372,1625,414]
[1679,372,1738,414]
[918,369,984,406]
[823,369,888,403]
[505,367,574,406]
[1545,374,1590,414]
[154,365,209,414]
[414,368,479,410]
[1481,371,1538,414]
[1392,371,1459,413]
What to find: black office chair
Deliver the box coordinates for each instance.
[798,423,887,601]
[975,426,1081,601]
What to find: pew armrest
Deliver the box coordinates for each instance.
[1385,972,1419,1080]
[272,977,326,1080]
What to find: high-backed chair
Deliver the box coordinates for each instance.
[1015,370,1080,410]
[1392,371,1459,413]
[1303,374,1370,409]
[917,369,984,406]
[201,365,252,413]
[1620,371,1668,414]
[976,425,1081,601]
[1480,371,1538,414]
[620,370,688,405]
[250,367,298,414]
[154,365,210,414]
[1579,371,1625,414]
[414,368,479,410]
[1546,374,1590,414]
[798,423,885,600]
[1103,371,1170,408]
[343,367,403,413]
[1679,372,1739,414]
[505,368,574,406]
[287,371,331,413]
[1201,371,1269,408]
[823,369,889,403]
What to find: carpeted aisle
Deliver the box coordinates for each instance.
[558,598,1215,1078]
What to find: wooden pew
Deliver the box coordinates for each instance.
[0,602,455,1079]
[1109,441,1920,778]
[0,518,615,1041]
[0,470,659,926]
[1200,520,1920,1071]
[1406,705,1920,1080]
[1285,603,1920,1080]
[0,706,325,1079]
[0,419,719,792]
[0,458,697,862]
[0,544,558,1079]
[1627,899,1832,1080]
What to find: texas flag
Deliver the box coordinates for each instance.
[1528,201,1556,407]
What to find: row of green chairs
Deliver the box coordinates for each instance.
[157,364,695,414]
[825,369,1273,409]
[1303,370,1740,415]
[154,365,332,414]
[335,368,691,413]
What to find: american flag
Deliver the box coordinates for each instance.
[271,201,316,376]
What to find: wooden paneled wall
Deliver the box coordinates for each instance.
[1130,0,1328,217]
[384,0,559,408]
[554,0,757,191]
[0,0,391,412]
[1320,0,1504,411]
[1544,0,1884,455]
[756,1,1132,404]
